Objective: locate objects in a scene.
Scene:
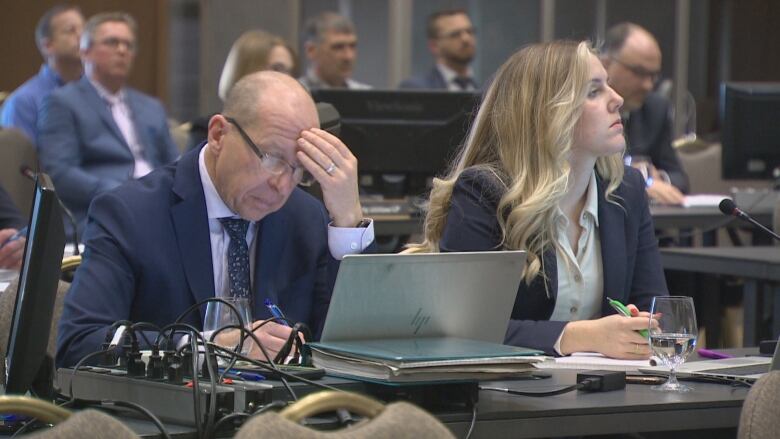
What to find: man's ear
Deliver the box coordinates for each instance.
[207,114,228,154]
[304,41,317,61]
[427,39,439,57]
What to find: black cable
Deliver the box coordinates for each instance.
[129,321,162,348]
[464,398,478,439]
[68,346,120,403]
[210,400,288,435]
[479,383,582,397]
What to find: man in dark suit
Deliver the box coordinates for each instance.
[399,9,477,91]
[0,183,26,269]
[601,22,689,205]
[57,71,375,368]
[38,12,179,237]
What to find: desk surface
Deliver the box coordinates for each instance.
[661,246,780,281]
[444,370,748,438]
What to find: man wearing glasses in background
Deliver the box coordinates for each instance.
[601,22,689,205]
[57,71,375,368]
[400,9,478,90]
[38,12,179,236]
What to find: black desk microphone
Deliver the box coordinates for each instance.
[718,198,780,242]
[20,165,80,254]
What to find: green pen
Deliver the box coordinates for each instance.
[606,297,649,338]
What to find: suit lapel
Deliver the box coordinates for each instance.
[170,148,214,317]
[253,207,290,307]
[597,175,628,312]
[79,78,129,149]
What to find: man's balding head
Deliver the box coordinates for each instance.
[207,71,319,221]
[602,23,662,111]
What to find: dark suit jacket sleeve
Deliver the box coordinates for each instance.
[439,170,568,354]
[38,92,123,214]
[56,190,139,367]
[654,107,689,193]
[0,184,25,230]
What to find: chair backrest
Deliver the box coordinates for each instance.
[677,142,773,194]
[0,277,70,386]
[236,391,455,438]
[0,128,37,216]
[738,370,780,438]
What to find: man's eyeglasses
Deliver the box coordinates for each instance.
[610,56,660,83]
[95,37,136,52]
[225,117,315,186]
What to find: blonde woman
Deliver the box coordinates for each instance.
[218,30,299,101]
[409,40,668,359]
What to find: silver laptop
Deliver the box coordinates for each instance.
[320,251,527,343]
[641,342,780,384]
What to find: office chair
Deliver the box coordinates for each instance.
[0,276,70,386]
[0,128,38,216]
[0,396,138,439]
[738,370,780,438]
[235,390,454,438]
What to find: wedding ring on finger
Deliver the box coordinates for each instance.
[325,162,337,175]
[633,343,640,354]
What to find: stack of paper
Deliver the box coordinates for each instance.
[534,352,654,372]
[307,337,545,383]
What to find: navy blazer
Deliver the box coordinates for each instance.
[399,67,448,90]
[57,147,340,367]
[440,166,668,355]
[37,77,179,236]
[625,92,689,193]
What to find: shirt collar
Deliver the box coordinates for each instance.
[88,76,126,105]
[40,64,65,86]
[555,170,600,228]
[436,63,474,85]
[582,171,600,227]
[305,68,358,89]
[198,145,240,219]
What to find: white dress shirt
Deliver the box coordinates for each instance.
[551,171,604,354]
[197,146,374,297]
[436,63,477,91]
[90,78,153,178]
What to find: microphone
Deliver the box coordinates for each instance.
[719,198,780,242]
[20,165,81,255]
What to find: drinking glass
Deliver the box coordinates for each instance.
[204,297,254,360]
[648,296,698,392]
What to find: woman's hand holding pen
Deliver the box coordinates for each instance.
[560,305,658,360]
[0,228,26,269]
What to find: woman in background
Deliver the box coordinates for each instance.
[188,30,299,149]
[217,29,299,101]
[408,40,668,358]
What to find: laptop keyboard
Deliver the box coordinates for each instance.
[705,363,770,376]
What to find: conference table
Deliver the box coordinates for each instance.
[371,203,774,242]
[661,246,780,346]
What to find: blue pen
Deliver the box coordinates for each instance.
[0,226,28,250]
[219,368,265,381]
[264,298,290,327]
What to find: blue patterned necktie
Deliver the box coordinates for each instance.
[453,76,475,91]
[219,217,251,298]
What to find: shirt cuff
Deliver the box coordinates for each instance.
[553,324,568,356]
[327,219,375,260]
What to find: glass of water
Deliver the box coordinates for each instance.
[648,296,698,392]
[204,297,254,360]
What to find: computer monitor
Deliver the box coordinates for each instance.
[311,89,479,192]
[5,173,65,396]
[721,82,780,180]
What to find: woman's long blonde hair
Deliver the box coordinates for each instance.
[407,40,625,285]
